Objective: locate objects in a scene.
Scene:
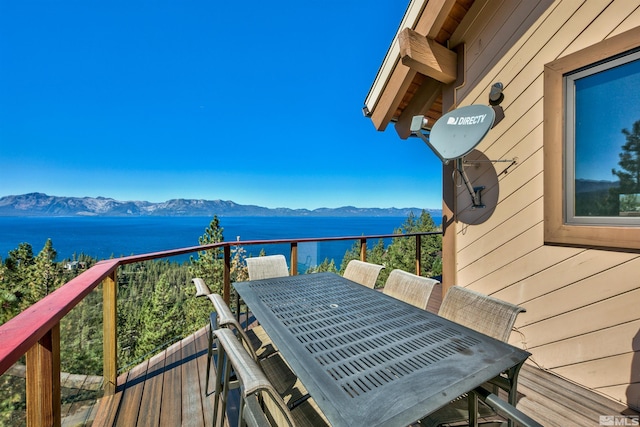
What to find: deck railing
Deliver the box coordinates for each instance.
[0,231,441,426]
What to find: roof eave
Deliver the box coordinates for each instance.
[363,0,461,136]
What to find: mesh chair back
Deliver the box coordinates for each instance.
[342,260,384,288]
[438,286,525,342]
[423,286,526,427]
[246,254,290,280]
[383,269,439,309]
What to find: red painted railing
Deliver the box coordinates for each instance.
[0,231,440,426]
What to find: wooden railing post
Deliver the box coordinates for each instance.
[26,323,61,427]
[415,234,422,276]
[359,238,367,261]
[223,245,231,304]
[290,242,298,276]
[103,271,118,396]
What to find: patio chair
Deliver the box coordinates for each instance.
[192,278,224,391]
[421,285,526,426]
[382,269,439,309]
[245,254,290,280]
[191,279,278,391]
[206,293,286,391]
[342,259,385,288]
[437,285,525,342]
[243,255,290,328]
[213,327,329,427]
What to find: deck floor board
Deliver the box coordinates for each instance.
[160,339,185,426]
[89,287,638,426]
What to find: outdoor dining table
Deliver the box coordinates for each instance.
[233,272,531,427]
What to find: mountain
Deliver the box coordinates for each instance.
[0,193,440,218]
[575,178,618,194]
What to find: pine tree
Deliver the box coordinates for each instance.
[189,216,225,294]
[32,239,60,300]
[135,273,184,359]
[385,210,442,280]
[230,245,249,283]
[1,243,35,320]
[306,258,338,274]
[609,119,640,215]
[338,211,442,288]
[613,119,640,193]
[0,262,17,325]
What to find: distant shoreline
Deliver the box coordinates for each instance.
[0,193,441,218]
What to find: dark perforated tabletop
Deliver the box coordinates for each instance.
[234,272,529,427]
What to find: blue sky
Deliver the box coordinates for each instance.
[0,1,443,210]
[575,57,640,182]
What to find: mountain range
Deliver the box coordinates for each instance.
[0,193,440,218]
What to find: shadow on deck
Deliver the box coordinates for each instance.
[89,283,638,427]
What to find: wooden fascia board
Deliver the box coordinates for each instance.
[366,0,457,131]
[399,28,457,84]
[370,64,417,131]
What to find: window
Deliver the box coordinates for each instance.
[566,50,640,224]
[544,26,640,249]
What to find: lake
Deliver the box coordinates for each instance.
[0,215,441,269]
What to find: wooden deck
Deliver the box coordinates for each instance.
[92,327,217,427]
[85,283,639,426]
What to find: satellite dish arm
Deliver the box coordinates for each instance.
[410,115,448,164]
[413,131,448,164]
[456,159,484,208]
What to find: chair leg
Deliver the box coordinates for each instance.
[206,323,212,393]
[469,390,479,427]
[212,342,231,426]
[212,344,222,425]
[206,312,217,394]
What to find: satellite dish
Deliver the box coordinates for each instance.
[411,105,498,208]
[428,104,495,161]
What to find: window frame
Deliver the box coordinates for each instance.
[544,26,640,250]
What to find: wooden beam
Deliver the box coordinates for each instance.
[290,242,298,276]
[415,0,458,39]
[415,234,422,275]
[399,28,457,84]
[223,245,231,304]
[359,238,367,262]
[103,272,117,396]
[395,77,442,139]
[26,324,61,427]
[441,161,457,297]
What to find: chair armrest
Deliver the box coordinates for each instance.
[473,387,543,427]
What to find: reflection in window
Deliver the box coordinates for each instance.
[566,50,640,224]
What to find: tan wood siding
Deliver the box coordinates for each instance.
[530,320,639,368]
[452,0,556,103]
[553,353,640,392]
[449,0,640,409]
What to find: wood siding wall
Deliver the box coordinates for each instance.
[450,0,640,410]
